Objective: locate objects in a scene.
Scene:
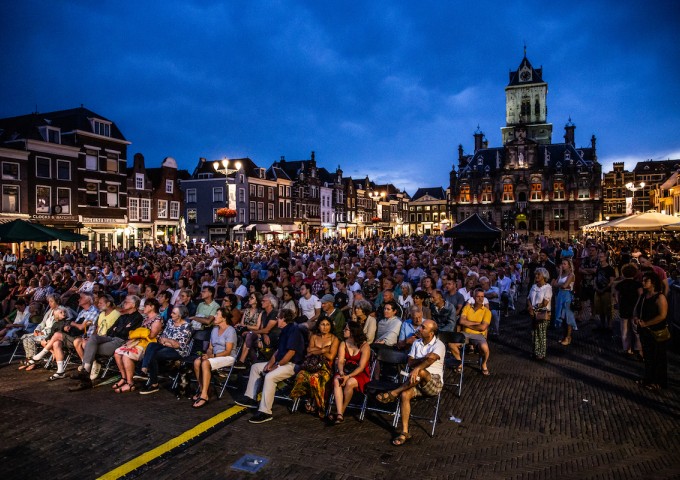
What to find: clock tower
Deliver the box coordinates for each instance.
[502,51,552,145]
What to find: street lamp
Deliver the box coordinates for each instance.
[213,158,242,241]
[625,181,645,213]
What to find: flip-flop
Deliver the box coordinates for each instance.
[192,397,209,408]
[376,391,397,404]
[392,431,412,446]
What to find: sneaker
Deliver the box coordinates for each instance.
[0,339,12,347]
[133,374,149,381]
[139,384,160,395]
[235,396,259,409]
[90,361,101,380]
[233,361,247,370]
[248,412,273,424]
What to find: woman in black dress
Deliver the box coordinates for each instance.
[633,271,669,392]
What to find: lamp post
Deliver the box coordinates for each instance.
[369,190,385,236]
[625,181,645,213]
[213,158,242,242]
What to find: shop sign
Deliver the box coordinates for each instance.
[80,216,125,224]
[31,214,78,221]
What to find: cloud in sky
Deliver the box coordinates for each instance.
[1,0,679,195]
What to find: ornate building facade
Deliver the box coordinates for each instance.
[450,54,603,239]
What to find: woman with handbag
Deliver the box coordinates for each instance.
[112,297,163,393]
[329,321,371,424]
[553,259,577,346]
[527,268,552,360]
[633,271,669,393]
[290,316,339,417]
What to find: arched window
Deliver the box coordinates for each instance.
[534,99,540,117]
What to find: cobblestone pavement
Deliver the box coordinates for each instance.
[1,303,679,480]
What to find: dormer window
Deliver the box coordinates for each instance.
[39,126,61,144]
[92,119,111,137]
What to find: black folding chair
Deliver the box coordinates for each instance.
[360,349,408,427]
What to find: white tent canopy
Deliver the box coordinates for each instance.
[600,212,680,231]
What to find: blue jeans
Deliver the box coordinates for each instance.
[141,342,182,384]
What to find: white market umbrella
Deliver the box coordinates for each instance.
[581,220,609,231]
[603,212,680,232]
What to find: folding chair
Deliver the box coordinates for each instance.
[274,376,302,413]
[326,352,377,418]
[437,330,466,398]
[360,349,409,427]
[214,343,243,399]
[397,380,443,437]
[9,340,26,364]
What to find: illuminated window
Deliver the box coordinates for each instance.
[460,185,471,203]
[481,184,493,203]
[530,182,542,201]
[502,183,514,202]
[553,182,565,200]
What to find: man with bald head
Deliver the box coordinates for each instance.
[375,319,445,446]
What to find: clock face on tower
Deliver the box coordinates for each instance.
[519,69,532,82]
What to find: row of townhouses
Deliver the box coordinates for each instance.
[1,53,679,249]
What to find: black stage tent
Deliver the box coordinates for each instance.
[443,213,502,251]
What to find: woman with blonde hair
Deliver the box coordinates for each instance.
[553,258,577,346]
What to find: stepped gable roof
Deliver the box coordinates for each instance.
[411,187,446,201]
[507,54,544,87]
[0,106,126,143]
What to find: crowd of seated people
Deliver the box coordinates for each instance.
[0,233,676,442]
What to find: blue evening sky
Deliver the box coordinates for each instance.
[1,1,679,194]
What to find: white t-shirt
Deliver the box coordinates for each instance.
[409,336,446,379]
[298,295,321,319]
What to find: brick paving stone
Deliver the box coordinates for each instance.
[1,298,679,479]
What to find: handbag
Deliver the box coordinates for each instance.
[648,326,671,343]
[300,354,325,373]
[343,361,359,375]
[535,309,551,321]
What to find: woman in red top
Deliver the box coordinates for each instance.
[329,321,372,424]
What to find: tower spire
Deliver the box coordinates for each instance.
[523,42,526,57]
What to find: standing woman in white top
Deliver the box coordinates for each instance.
[527,268,552,360]
[553,259,577,346]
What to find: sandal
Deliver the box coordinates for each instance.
[192,397,209,408]
[333,413,344,424]
[304,399,316,414]
[392,431,412,446]
[115,382,136,393]
[455,364,463,374]
[376,391,397,404]
[644,383,661,393]
[112,379,126,389]
[18,358,36,370]
[481,367,490,376]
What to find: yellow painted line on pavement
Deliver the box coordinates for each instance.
[98,405,245,480]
